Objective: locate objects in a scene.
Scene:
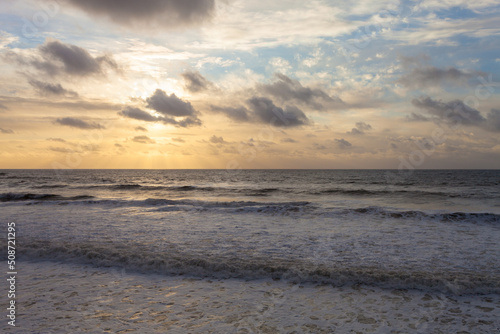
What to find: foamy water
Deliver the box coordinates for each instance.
[1,169,500,332]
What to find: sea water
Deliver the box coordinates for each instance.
[1,169,499,333]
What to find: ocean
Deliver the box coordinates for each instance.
[1,169,499,333]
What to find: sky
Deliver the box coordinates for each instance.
[0,0,499,169]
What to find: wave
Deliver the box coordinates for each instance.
[0,192,93,202]
[110,184,143,190]
[315,188,469,198]
[77,184,217,192]
[11,239,499,295]
[33,184,68,189]
[334,207,500,223]
[2,192,497,223]
[244,188,281,197]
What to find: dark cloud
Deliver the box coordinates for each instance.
[0,128,14,134]
[399,66,482,88]
[0,103,8,110]
[258,73,343,110]
[281,138,297,143]
[210,105,250,122]
[411,96,485,126]
[486,109,500,132]
[335,138,352,149]
[146,89,196,117]
[347,128,363,135]
[47,137,67,142]
[209,135,226,144]
[132,135,155,144]
[118,90,201,128]
[135,126,148,132]
[65,0,215,29]
[55,117,105,129]
[119,107,158,122]
[247,97,309,127]
[356,122,372,131]
[29,79,78,97]
[210,97,310,127]
[161,115,202,128]
[182,70,212,93]
[347,121,372,135]
[172,137,185,143]
[7,39,118,78]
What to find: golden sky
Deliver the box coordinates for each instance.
[1,0,499,169]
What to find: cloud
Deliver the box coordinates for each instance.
[55,117,105,129]
[160,115,202,127]
[411,96,485,126]
[182,70,212,93]
[313,143,327,150]
[7,39,118,78]
[398,54,431,68]
[389,16,500,44]
[47,138,67,143]
[347,121,372,135]
[135,126,148,132]
[0,103,8,110]
[399,66,482,88]
[356,122,372,131]
[406,112,431,122]
[486,109,500,132]
[64,0,216,29]
[335,138,352,149]
[246,97,309,127]
[347,128,363,135]
[281,138,297,143]
[258,73,343,110]
[210,105,250,122]
[145,89,201,127]
[0,128,14,134]
[209,135,226,144]
[29,79,78,97]
[119,107,158,122]
[146,89,196,117]
[411,97,500,133]
[119,90,202,127]
[172,137,185,143]
[132,135,155,144]
[0,96,122,111]
[49,147,74,153]
[210,96,311,127]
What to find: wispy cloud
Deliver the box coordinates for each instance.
[398,66,484,88]
[132,135,155,144]
[29,79,78,97]
[55,117,105,129]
